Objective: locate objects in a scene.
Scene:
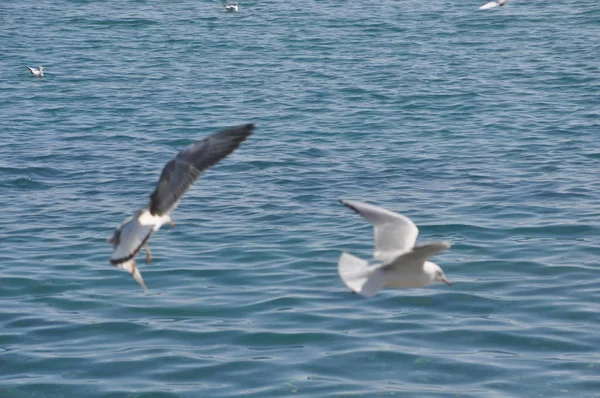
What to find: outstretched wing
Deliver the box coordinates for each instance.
[149,123,255,216]
[341,200,419,264]
[383,242,451,270]
[110,216,154,265]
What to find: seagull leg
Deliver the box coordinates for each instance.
[118,260,147,292]
[169,220,175,228]
[130,261,148,292]
[144,243,152,264]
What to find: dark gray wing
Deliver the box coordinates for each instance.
[149,123,254,216]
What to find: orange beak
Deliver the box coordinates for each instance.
[442,277,452,286]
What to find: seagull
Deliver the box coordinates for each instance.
[26,66,44,77]
[109,123,255,291]
[479,0,508,10]
[338,200,451,297]
[224,2,238,12]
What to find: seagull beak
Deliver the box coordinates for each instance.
[442,277,452,286]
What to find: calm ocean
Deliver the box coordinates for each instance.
[1,0,599,396]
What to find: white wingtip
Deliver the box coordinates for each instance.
[338,252,384,298]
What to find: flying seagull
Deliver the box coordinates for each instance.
[479,0,508,10]
[109,123,255,291]
[338,200,451,297]
[224,2,239,12]
[26,66,44,77]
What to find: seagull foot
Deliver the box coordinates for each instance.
[144,244,152,264]
[169,220,175,228]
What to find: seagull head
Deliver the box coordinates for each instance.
[425,261,451,286]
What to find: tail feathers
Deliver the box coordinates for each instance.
[338,252,385,297]
[117,259,148,292]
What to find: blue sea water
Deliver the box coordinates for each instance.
[1,0,600,396]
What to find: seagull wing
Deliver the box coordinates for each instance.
[479,1,499,9]
[341,200,419,263]
[149,123,255,216]
[110,215,154,265]
[383,242,451,270]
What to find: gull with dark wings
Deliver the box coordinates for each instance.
[109,123,255,291]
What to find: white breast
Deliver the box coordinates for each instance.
[383,267,431,289]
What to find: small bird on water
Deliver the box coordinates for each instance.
[26,66,44,77]
[338,200,451,297]
[109,123,255,291]
[223,2,239,12]
[479,0,508,9]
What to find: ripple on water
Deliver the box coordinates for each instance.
[2,0,600,396]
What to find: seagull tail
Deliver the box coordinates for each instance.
[118,259,148,292]
[338,252,385,298]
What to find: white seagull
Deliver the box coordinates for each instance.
[224,2,239,12]
[26,66,44,77]
[338,200,451,297]
[479,0,508,10]
[109,123,255,291]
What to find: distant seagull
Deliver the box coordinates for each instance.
[338,200,451,297]
[479,0,508,9]
[224,2,239,12]
[26,66,44,77]
[109,123,255,291]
